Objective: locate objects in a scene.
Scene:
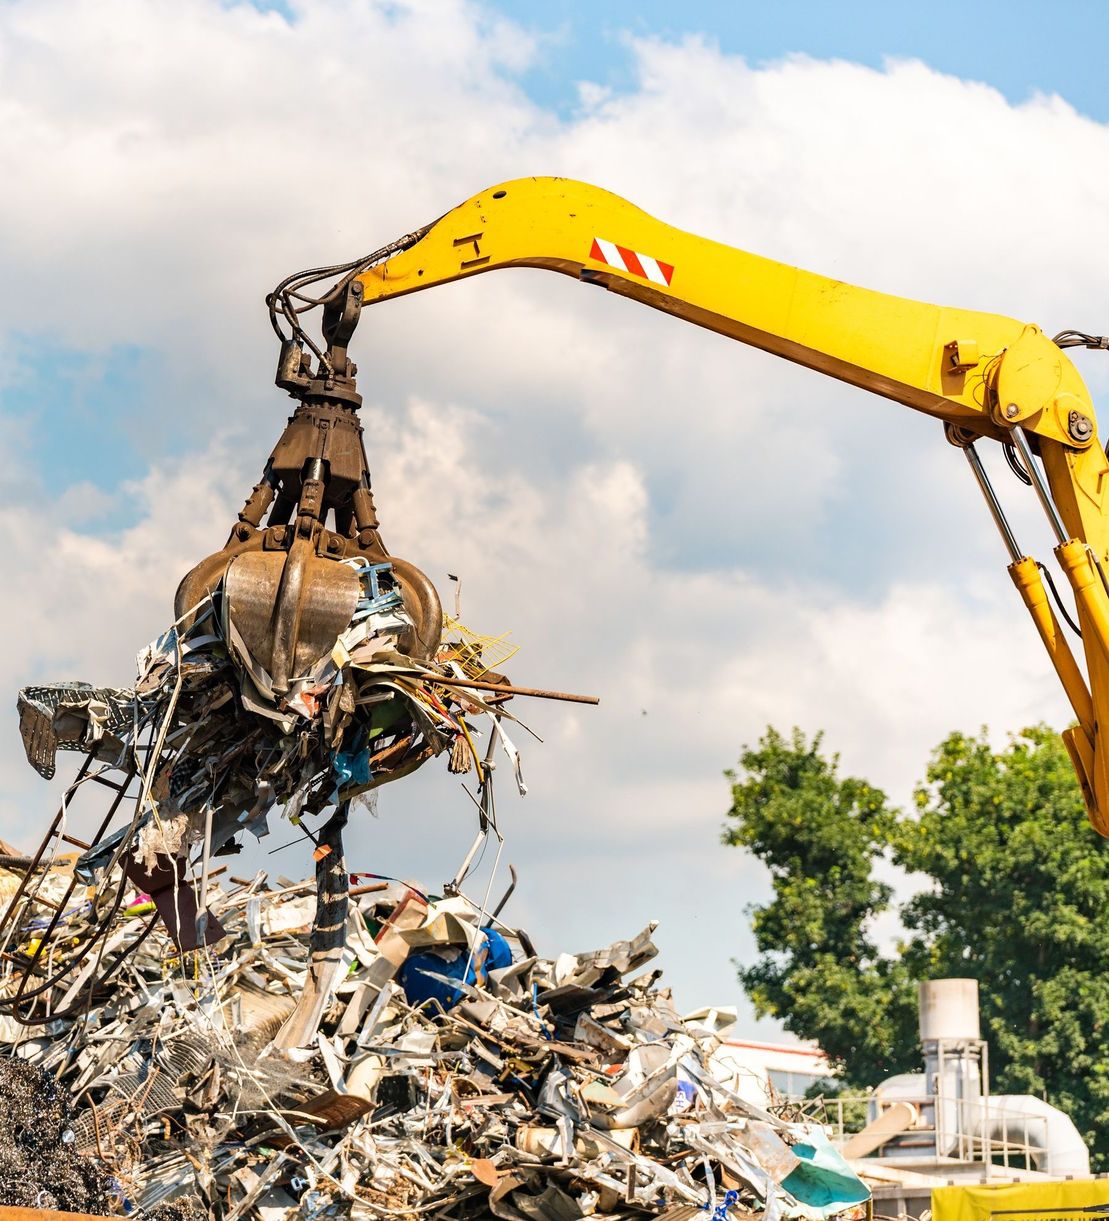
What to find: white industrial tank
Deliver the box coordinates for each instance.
[918,978,980,1042]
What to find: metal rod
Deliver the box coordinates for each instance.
[5,765,142,1017]
[349,882,390,898]
[963,442,1023,562]
[491,864,518,920]
[195,802,215,946]
[416,673,600,705]
[1011,426,1069,544]
[0,754,93,960]
[449,827,488,893]
[448,725,502,895]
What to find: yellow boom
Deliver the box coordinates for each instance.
[351,176,1109,834]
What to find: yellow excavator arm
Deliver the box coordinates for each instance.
[346,176,1109,833]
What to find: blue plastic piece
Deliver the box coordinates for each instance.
[348,559,404,620]
[332,748,372,791]
[701,1189,740,1219]
[399,926,513,1010]
[484,926,513,971]
[779,1127,871,1219]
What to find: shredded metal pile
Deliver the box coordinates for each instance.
[0,1057,116,1212]
[0,867,869,1221]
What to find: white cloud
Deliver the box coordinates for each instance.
[0,1,1104,1032]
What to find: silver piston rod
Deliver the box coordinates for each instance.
[960,435,1094,734]
[1010,425,1069,544]
[962,441,1022,562]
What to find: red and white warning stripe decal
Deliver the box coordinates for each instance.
[589,237,674,286]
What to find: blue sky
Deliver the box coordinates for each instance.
[2,0,1106,1029]
[18,0,1109,512]
[492,0,1109,122]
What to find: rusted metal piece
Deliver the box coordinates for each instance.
[349,881,390,898]
[122,853,225,953]
[419,673,601,705]
[176,283,441,693]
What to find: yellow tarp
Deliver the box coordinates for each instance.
[933,1179,1109,1221]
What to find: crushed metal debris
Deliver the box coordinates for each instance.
[9,575,540,971]
[0,863,869,1220]
[1,557,866,1220]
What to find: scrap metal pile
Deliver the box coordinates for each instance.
[0,481,867,1221]
[0,544,868,1221]
[0,862,869,1221]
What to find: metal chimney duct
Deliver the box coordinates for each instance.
[869,977,1090,1176]
[919,979,984,1156]
[918,978,981,1042]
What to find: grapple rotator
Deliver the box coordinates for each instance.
[178,277,441,693]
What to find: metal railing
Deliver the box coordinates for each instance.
[779,1092,1051,1174]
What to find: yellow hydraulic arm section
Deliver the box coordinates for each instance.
[352,176,1109,834]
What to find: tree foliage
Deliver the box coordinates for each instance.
[723,728,918,1087]
[725,724,1109,1167]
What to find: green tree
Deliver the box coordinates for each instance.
[896,726,1109,1165]
[726,724,1109,1168]
[723,727,919,1086]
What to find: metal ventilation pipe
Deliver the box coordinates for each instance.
[869,978,1090,1176]
[977,1096,1090,1178]
[919,979,981,1042]
[919,978,983,1151]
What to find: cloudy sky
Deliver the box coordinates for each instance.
[2,0,1108,1042]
